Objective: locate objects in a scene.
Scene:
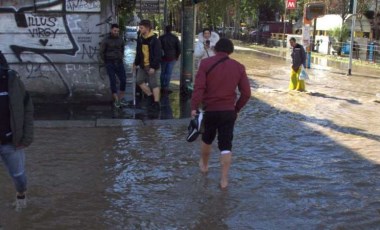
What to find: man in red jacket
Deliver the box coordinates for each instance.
[191,38,251,189]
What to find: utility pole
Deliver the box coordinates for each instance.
[283,0,287,47]
[180,0,195,98]
[164,0,168,26]
[348,0,357,76]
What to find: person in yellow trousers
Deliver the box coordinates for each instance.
[289,37,306,91]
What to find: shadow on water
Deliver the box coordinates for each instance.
[308,92,361,105]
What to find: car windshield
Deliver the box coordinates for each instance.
[127,28,137,32]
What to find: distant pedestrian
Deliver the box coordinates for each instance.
[0,51,33,211]
[133,19,162,111]
[194,28,220,64]
[289,37,306,91]
[191,38,251,189]
[99,23,127,108]
[159,25,181,94]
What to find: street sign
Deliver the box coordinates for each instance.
[286,0,297,10]
[135,0,164,14]
[302,25,311,48]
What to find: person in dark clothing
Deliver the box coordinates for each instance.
[99,23,127,108]
[133,20,162,111]
[0,51,34,211]
[191,38,251,190]
[159,25,181,94]
[289,37,306,91]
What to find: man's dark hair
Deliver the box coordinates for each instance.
[165,25,172,33]
[289,37,296,42]
[139,20,152,29]
[215,38,234,54]
[111,23,119,29]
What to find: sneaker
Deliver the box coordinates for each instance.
[119,98,129,107]
[14,194,27,212]
[114,100,121,108]
[151,102,160,111]
[186,110,204,142]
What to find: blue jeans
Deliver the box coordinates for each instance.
[105,61,127,94]
[160,61,176,89]
[0,144,27,193]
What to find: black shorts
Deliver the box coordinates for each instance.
[201,110,237,152]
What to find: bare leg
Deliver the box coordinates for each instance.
[112,93,118,101]
[220,152,232,189]
[139,83,152,96]
[118,91,125,99]
[199,141,211,173]
[152,87,160,102]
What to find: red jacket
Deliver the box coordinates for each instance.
[191,52,251,112]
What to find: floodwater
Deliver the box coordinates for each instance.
[1,46,380,229]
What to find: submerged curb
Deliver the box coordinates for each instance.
[34,118,190,128]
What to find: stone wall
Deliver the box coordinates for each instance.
[0,0,117,102]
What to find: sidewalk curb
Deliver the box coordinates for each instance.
[34,118,190,128]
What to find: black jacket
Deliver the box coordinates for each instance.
[159,33,181,60]
[0,51,34,147]
[99,33,125,63]
[291,43,306,70]
[134,33,162,70]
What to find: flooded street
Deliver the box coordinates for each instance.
[1,46,380,229]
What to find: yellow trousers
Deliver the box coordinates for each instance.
[289,68,306,91]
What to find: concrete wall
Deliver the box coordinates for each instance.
[0,0,117,101]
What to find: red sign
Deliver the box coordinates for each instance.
[286,0,297,9]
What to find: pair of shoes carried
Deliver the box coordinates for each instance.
[186,110,204,142]
[14,194,27,212]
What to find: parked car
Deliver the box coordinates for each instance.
[124,26,138,41]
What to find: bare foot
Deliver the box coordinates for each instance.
[220,179,228,190]
[199,159,208,173]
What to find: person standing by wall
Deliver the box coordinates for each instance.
[194,28,220,63]
[191,38,251,190]
[133,20,162,111]
[0,51,34,211]
[159,25,181,94]
[99,23,127,108]
[289,37,306,92]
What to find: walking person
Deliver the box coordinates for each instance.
[133,20,162,111]
[289,37,307,91]
[194,28,220,65]
[99,23,127,108]
[0,51,33,211]
[191,38,251,189]
[159,25,181,94]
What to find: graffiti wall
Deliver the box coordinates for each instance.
[0,0,114,100]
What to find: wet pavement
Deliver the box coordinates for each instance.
[1,42,380,229]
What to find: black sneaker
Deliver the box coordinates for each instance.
[151,102,160,111]
[186,110,204,142]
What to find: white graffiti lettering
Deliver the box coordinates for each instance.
[28,16,57,27]
[28,28,59,38]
